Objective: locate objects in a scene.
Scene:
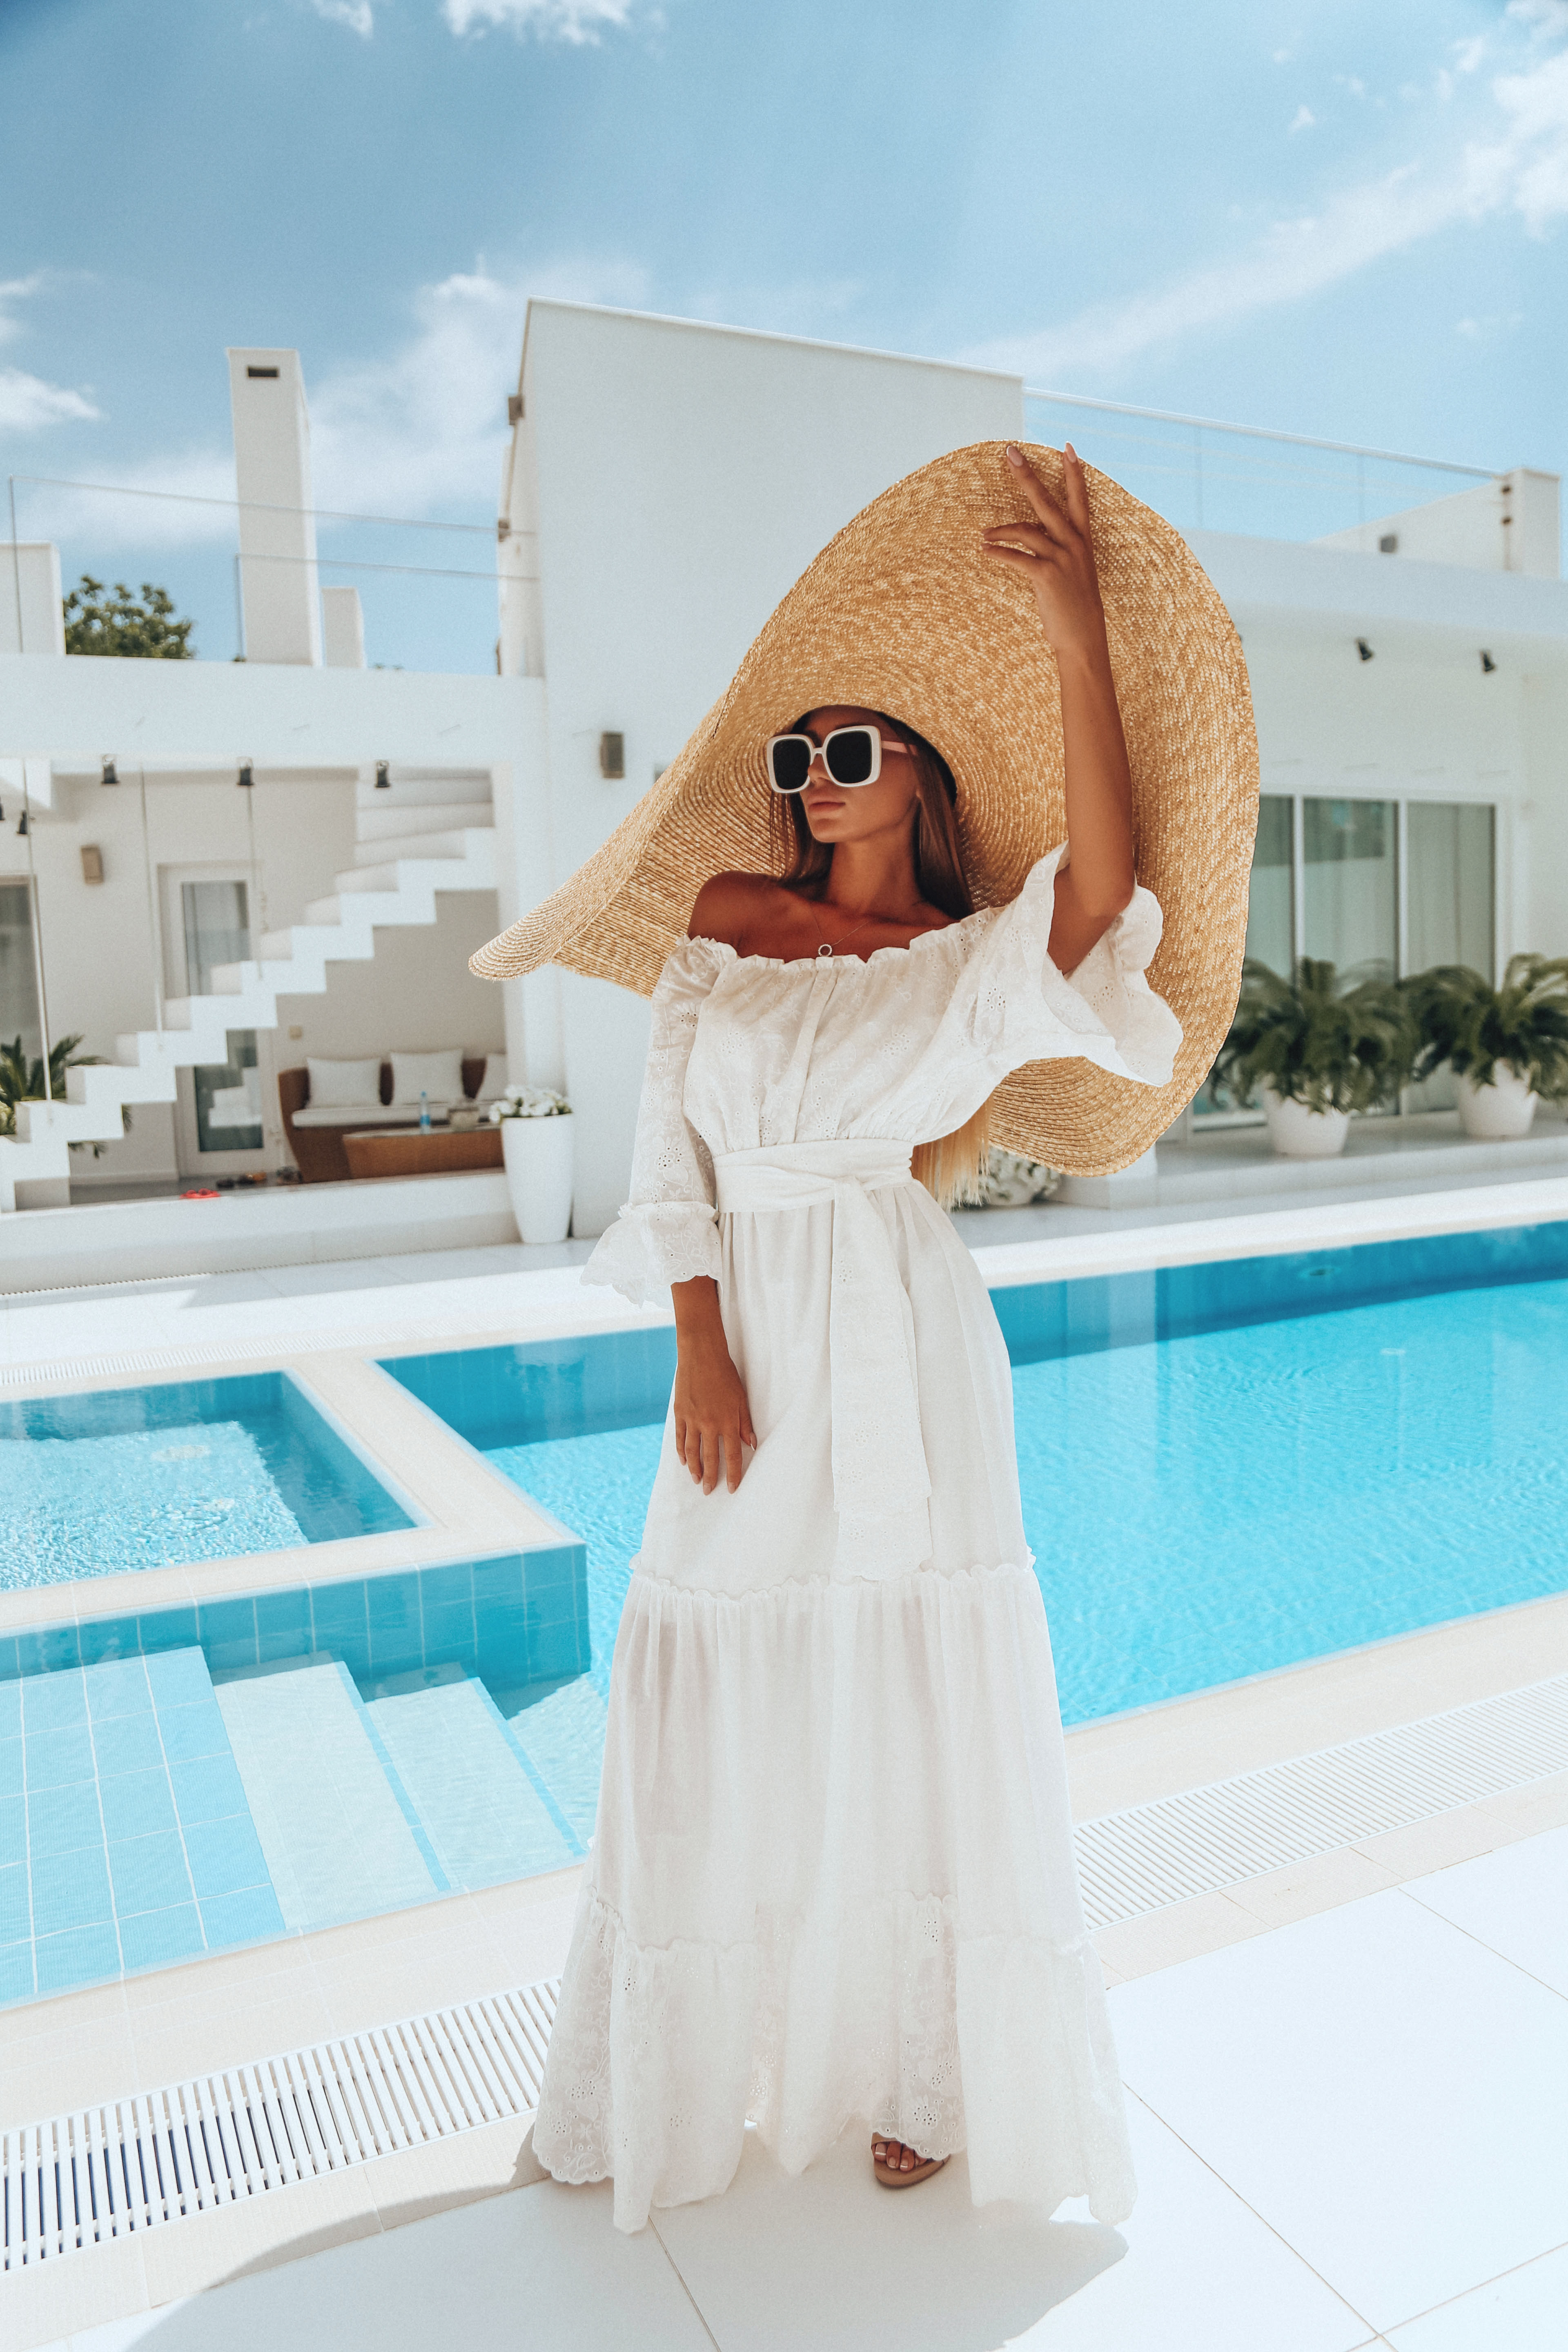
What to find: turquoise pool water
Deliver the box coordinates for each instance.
[484,1269,1568,1726]
[0,1372,413,1587]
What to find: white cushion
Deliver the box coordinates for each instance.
[306,1055,383,1108]
[292,1102,448,1130]
[390,1047,465,1107]
[478,1052,508,1102]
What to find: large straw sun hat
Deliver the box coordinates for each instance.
[472,440,1259,1176]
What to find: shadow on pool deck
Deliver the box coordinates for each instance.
[101,2125,1125,2352]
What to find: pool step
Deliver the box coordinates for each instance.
[366,1676,581,1886]
[0,1650,283,2007]
[214,1657,444,1932]
[504,1676,607,1849]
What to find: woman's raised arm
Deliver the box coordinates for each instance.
[981,443,1136,973]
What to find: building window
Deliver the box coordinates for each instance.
[1194,794,1497,1125]
[0,880,43,1063]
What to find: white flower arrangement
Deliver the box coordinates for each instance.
[489,1083,571,1121]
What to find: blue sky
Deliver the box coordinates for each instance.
[2,0,1564,669]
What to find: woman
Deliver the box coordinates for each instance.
[472,440,1256,2233]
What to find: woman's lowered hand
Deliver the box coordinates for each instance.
[670,1276,757,1494]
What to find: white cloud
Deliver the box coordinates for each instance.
[964,19,1568,382]
[441,0,634,39]
[310,0,374,33]
[24,256,647,551]
[307,257,648,513]
[0,275,102,434]
[1289,105,1316,134]
[0,369,100,433]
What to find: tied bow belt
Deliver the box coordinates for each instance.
[713,1140,931,1528]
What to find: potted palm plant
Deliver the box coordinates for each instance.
[1402,958,1568,1138]
[490,1082,573,1242]
[1208,959,1418,1158]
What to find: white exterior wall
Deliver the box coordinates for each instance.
[0,544,66,657]
[321,585,366,668]
[499,302,1026,1233]
[0,658,537,1184]
[1316,470,1560,579]
[228,347,322,666]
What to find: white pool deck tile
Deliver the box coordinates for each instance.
[1106,1866,1568,2339]
[1383,2241,1568,2350]
[1399,1820,1568,1998]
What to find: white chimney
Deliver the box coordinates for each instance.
[321,584,366,668]
[227,347,322,664]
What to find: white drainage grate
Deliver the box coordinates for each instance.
[2,1979,558,2271]
[1074,1673,1568,1930]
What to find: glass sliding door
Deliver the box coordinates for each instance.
[0,880,43,1064]
[1189,792,1497,1131]
[1195,795,1295,1123]
[1303,797,1397,978]
[1404,802,1497,1111]
[160,869,275,1178]
[1406,802,1494,978]
[180,882,263,1156]
[1244,795,1294,976]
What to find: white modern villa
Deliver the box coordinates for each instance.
[5,306,1568,2352]
[2,302,1565,1286]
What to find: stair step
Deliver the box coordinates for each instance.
[348,827,492,869]
[255,924,378,962]
[355,775,494,811]
[354,802,494,849]
[300,893,390,929]
[336,853,485,896]
[1,1649,284,2000]
[504,1678,607,1849]
[214,1657,443,1932]
[366,1676,580,1887]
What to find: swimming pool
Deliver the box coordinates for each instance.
[385,1216,1568,1724]
[0,1546,594,2006]
[0,1371,415,1587]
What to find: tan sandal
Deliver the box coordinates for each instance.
[872,2137,948,2189]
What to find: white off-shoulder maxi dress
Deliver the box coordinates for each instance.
[532,848,1181,2233]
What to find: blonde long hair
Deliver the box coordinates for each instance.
[769,711,992,1208]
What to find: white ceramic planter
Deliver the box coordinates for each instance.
[1456,1065,1538,1139]
[501,1112,574,1244]
[1262,1087,1350,1159]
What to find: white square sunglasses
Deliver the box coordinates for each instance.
[766,725,915,795]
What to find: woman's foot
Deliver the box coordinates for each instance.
[871,2134,947,2187]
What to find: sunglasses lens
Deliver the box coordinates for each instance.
[824,727,875,785]
[768,737,813,793]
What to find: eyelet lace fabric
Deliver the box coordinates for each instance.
[546,857,1174,2231]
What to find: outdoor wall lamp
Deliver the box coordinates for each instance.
[599,732,625,780]
[1481,650,1497,674]
[101,757,119,786]
[1356,639,1375,663]
[237,762,254,788]
[375,761,391,789]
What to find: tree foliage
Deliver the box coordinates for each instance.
[1403,958,1568,1098]
[1209,959,1418,1117]
[62,575,195,659]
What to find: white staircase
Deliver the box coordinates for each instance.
[0,772,496,1211]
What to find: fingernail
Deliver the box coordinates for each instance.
[1005,443,1022,464]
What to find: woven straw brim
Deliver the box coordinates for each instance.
[471,440,1259,1177]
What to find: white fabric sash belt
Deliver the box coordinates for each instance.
[714,1140,931,1527]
